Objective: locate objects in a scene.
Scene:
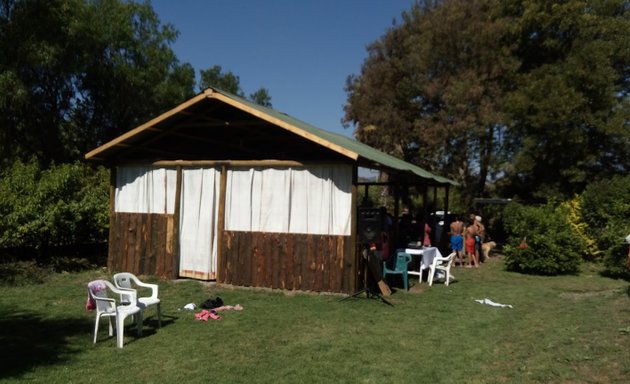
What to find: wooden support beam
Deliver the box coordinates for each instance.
[107,167,117,272]
[216,165,228,282]
[85,92,209,160]
[350,166,358,293]
[172,166,183,279]
[149,159,327,168]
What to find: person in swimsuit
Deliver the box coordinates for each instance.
[449,215,464,266]
[465,218,479,268]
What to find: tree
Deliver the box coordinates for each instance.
[199,65,272,107]
[0,0,196,166]
[249,87,272,108]
[200,65,243,95]
[498,0,630,200]
[344,0,630,202]
[344,0,517,203]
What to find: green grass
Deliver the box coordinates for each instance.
[2,257,630,383]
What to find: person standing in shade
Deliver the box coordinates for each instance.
[422,213,432,247]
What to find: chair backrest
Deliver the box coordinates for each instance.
[113,273,138,304]
[394,252,412,271]
[88,280,115,313]
[113,272,136,289]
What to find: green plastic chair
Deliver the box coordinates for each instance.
[383,251,412,290]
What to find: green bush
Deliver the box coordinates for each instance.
[0,159,109,255]
[502,202,583,275]
[580,175,630,277]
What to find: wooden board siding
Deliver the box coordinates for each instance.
[221,231,354,293]
[108,212,175,278]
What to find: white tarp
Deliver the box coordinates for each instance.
[178,168,220,280]
[225,165,352,236]
[115,166,177,214]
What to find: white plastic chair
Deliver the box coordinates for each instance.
[113,273,161,328]
[87,280,143,348]
[412,247,437,284]
[428,251,456,286]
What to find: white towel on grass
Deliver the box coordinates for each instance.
[475,298,513,308]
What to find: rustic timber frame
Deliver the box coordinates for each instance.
[86,87,457,294]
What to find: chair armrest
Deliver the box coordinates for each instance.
[433,253,455,266]
[93,296,115,305]
[136,281,159,300]
[108,284,138,303]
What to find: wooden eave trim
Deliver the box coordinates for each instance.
[84,92,209,160]
[149,160,320,167]
[206,89,360,161]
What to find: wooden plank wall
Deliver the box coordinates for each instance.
[108,212,175,278]
[220,231,355,293]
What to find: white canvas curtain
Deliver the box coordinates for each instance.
[178,168,220,279]
[114,166,177,214]
[225,165,352,236]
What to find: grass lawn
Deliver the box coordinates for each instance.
[1,256,630,383]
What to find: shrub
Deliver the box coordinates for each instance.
[560,196,599,260]
[580,175,630,277]
[503,202,583,275]
[600,238,630,278]
[0,159,109,256]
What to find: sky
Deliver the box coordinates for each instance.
[150,0,417,139]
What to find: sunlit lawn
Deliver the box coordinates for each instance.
[1,256,630,383]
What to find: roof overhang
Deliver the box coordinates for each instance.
[85,87,458,187]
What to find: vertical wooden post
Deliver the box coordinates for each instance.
[361,184,367,206]
[349,165,358,293]
[108,166,117,272]
[216,165,228,282]
[438,184,451,252]
[172,166,182,279]
[393,183,400,246]
[444,185,450,217]
[422,185,428,210]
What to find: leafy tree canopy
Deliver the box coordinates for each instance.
[0,0,197,166]
[344,0,630,202]
[0,0,273,167]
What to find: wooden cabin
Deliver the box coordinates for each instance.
[85,88,457,294]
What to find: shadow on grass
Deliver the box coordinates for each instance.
[0,306,88,379]
[134,313,179,338]
[0,307,180,379]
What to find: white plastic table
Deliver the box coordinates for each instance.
[405,247,442,282]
